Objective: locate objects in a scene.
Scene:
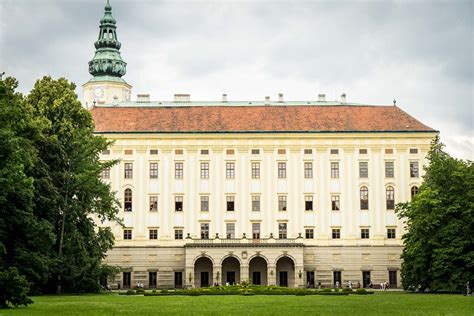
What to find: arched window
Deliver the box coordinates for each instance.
[386,186,395,210]
[124,188,132,212]
[411,186,419,199]
[360,186,369,210]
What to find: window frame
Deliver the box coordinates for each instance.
[278,162,287,179]
[149,195,158,212]
[149,162,159,179]
[278,223,287,239]
[226,162,235,179]
[386,186,395,210]
[331,162,339,178]
[304,162,313,178]
[124,162,133,179]
[175,162,184,179]
[360,186,369,210]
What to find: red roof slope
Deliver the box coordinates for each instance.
[91,105,435,133]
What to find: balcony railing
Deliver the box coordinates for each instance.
[185,234,304,247]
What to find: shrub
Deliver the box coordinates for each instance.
[126,289,136,295]
[322,288,332,293]
[342,288,353,293]
[161,289,168,294]
[152,289,156,293]
[355,288,367,295]
[136,288,145,294]
[295,290,307,296]
[0,268,33,308]
[188,290,201,296]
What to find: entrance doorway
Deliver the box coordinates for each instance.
[252,271,261,285]
[362,271,371,288]
[201,271,209,287]
[226,271,236,285]
[279,271,288,287]
[306,271,315,288]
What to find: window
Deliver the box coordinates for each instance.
[330,149,339,155]
[149,196,158,212]
[149,162,158,179]
[102,149,110,155]
[174,272,183,288]
[389,271,397,287]
[386,186,395,210]
[361,228,370,239]
[175,162,183,179]
[123,272,131,288]
[200,162,209,179]
[175,196,183,212]
[359,162,368,178]
[149,272,157,288]
[305,196,313,211]
[304,149,312,155]
[252,196,260,212]
[360,186,369,210]
[175,149,183,155]
[304,162,313,178]
[251,162,260,179]
[123,229,132,240]
[385,148,394,154]
[278,196,287,211]
[124,189,132,212]
[200,223,209,239]
[101,167,110,179]
[200,196,209,212]
[305,228,314,239]
[387,228,396,239]
[226,162,235,179]
[331,195,340,211]
[411,186,419,198]
[409,148,418,154]
[226,196,235,211]
[410,162,419,178]
[331,162,339,178]
[226,149,235,155]
[278,223,287,239]
[124,149,133,155]
[150,149,158,155]
[251,149,260,155]
[332,228,341,239]
[385,162,394,178]
[226,223,235,239]
[124,163,133,179]
[278,149,286,155]
[278,162,286,178]
[359,149,367,154]
[252,223,260,239]
[175,229,183,240]
[201,149,209,155]
[149,229,158,240]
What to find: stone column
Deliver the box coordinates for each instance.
[268,265,276,286]
[240,264,249,284]
[213,265,222,286]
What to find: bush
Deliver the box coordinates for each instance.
[0,268,33,308]
[322,288,332,293]
[126,289,136,295]
[295,290,307,296]
[136,288,145,294]
[160,289,168,294]
[188,290,201,296]
[342,288,353,293]
[355,288,367,295]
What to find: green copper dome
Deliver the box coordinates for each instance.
[88,0,127,78]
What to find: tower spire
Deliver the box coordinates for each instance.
[88,0,127,79]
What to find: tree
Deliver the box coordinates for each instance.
[0,77,53,300]
[25,76,120,293]
[396,137,474,291]
[0,267,33,308]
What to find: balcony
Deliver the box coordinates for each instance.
[185,234,304,248]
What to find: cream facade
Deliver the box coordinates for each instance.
[97,133,432,289]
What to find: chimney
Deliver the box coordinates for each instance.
[278,93,284,103]
[222,94,227,103]
[318,94,326,102]
[174,94,191,103]
[341,93,346,103]
[137,94,150,102]
[265,96,270,105]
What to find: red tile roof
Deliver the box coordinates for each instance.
[91,105,435,133]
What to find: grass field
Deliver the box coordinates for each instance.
[0,292,472,316]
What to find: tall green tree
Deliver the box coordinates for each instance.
[396,138,474,291]
[25,76,120,293]
[0,77,53,298]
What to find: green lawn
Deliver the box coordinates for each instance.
[0,292,472,316]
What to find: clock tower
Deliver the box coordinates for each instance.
[83,0,131,108]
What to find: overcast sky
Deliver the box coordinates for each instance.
[1,0,472,159]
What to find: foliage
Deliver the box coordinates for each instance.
[396,137,474,292]
[0,267,33,308]
[355,288,367,295]
[126,289,136,295]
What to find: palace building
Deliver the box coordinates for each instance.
[85,2,437,289]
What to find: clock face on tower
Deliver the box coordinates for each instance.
[93,86,104,99]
